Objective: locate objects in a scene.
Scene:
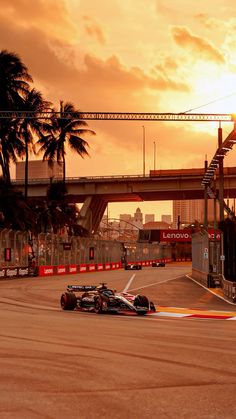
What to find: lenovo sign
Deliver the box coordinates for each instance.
[160,229,192,242]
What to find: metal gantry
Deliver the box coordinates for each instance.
[0,111,235,121]
[201,122,236,187]
[1,109,236,208]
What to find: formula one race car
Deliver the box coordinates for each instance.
[60,283,155,315]
[124,263,142,270]
[152,261,165,267]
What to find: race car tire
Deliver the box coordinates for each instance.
[134,295,149,309]
[60,292,77,310]
[137,311,147,316]
[149,301,156,312]
[94,296,103,314]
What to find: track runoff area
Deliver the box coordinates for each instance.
[62,263,236,321]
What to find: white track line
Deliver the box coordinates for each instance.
[128,274,185,292]
[123,274,136,292]
[186,274,236,306]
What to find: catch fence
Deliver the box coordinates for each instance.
[0,229,171,278]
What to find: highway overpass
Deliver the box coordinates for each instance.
[13,167,236,233]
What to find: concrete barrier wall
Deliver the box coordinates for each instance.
[191,268,208,287]
[222,278,236,303]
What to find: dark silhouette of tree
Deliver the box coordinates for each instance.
[0,118,25,183]
[18,88,51,199]
[0,50,32,184]
[37,101,95,183]
[46,180,78,234]
[0,177,36,231]
[0,49,32,111]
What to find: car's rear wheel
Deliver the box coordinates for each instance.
[94,296,103,314]
[60,292,77,310]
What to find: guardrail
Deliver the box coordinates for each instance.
[222,278,236,303]
[11,171,208,185]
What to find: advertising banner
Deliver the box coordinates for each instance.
[160,229,192,242]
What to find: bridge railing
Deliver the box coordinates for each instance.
[11,169,209,185]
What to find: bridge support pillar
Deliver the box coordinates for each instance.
[77,196,107,235]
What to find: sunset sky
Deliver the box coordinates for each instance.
[1,0,236,220]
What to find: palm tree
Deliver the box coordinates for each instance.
[0,49,32,110]
[0,118,25,183]
[37,101,95,183]
[0,50,32,183]
[18,88,51,199]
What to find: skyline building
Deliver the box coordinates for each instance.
[145,214,155,223]
[161,214,172,225]
[172,199,220,229]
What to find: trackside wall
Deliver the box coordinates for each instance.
[191,230,209,287]
[0,229,172,279]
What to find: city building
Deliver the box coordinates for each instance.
[15,160,63,180]
[145,214,155,223]
[143,221,171,230]
[161,214,172,225]
[172,199,220,229]
[133,207,143,229]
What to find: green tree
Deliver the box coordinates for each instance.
[37,101,95,183]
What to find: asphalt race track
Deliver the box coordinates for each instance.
[1,263,236,419]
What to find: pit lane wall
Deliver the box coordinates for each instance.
[0,229,172,279]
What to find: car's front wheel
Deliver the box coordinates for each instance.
[134,295,149,308]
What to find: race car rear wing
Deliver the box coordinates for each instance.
[67,285,97,292]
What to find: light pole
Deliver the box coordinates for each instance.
[153,141,156,171]
[142,125,145,176]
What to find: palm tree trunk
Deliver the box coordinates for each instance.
[2,153,11,185]
[25,143,28,200]
[0,152,6,180]
[60,100,66,184]
[62,152,66,184]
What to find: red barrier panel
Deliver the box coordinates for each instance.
[56,265,66,275]
[38,266,54,276]
[35,259,173,278]
[79,264,87,273]
[68,264,77,274]
[88,264,96,272]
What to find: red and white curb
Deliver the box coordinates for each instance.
[148,308,236,320]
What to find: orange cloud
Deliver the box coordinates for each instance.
[83,16,106,45]
[171,26,225,64]
[0,2,221,186]
[194,14,222,30]
[0,0,77,41]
